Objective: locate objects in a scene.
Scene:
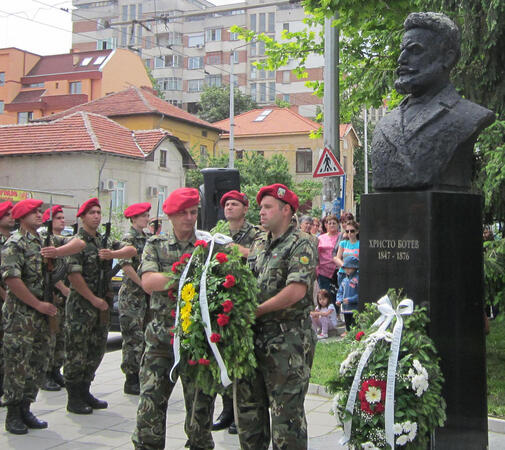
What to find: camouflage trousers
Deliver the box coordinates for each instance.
[64,293,109,384]
[0,302,3,377]
[118,284,147,376]
[132,317,215,450]
[236,322,316,450]
[1,301,51,405]
[48,295,66,371]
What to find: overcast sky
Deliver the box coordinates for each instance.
[0,0,238,56]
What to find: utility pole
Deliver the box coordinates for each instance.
[229,53,235,168]
[322,14,340,216]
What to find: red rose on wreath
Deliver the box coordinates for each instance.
[180,253,191,263]
[170,309,176,318]
[222,274,236,288]
[194,240,208,248]
[355,331,365,341]
[188,359,197,366]
[358,379,386,415]
[217,314,230,327]
[168,289,176,301]
[210,333,221,343]
[215,252,228,264]
[198,358,210,366]
[221,299,234,313]
[170,337,174,345]
[171,261,182,273]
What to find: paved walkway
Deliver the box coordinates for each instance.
[1,335,504,449]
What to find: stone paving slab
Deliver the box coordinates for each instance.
[0,338,503,449]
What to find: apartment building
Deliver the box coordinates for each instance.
[71,0,324,118]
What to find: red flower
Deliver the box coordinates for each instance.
[358,379,387,415]
[188,359,197,366]
[168,289,176,301]
[170,337,174,345]
[171,261,182,273]
[198,358,210,366]
[217,314,230,327]
[221,300,234,313]
[210,333,221,343]
[171,309,176,318]
[355,331,365,341]
[215,252,228,264]
[169,331,174,337]
[194,240,208,248]
[180,253,191,263]
[222,274,236,289]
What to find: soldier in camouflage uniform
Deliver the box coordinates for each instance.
[0,201,15,400]
[212,190,260,434]
[133,187,216,450]
[117,202,152,395]
[1,199,58,434]
[237,184,317,450]
[63,197,135,415]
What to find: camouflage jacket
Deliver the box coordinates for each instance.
[67,227,119,298]
[118,226,151,296]
[230,221,261,248]
[0,232,9,291]
[139,230,196,324]
[248,224,317,324]
[0,229,44,306]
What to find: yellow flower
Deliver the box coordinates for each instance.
[181,283,196,302]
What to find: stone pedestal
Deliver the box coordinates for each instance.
[359,191,487,449]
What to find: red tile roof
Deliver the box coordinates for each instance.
[36,86,224,132]
[9,89,46,104]
[24,50,113,77]
[213,107,352,139]
[0,111,170,159]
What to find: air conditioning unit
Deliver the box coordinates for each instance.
[100,179,116,191]
[147,186,158,197]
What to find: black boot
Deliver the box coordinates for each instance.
[228,421,238,434]
[51,368,65,388]
[82,382,108,409]
[212,395,234,431]
[20,400,48,429]
[41,373,61,391]
[124,373,140,395]
[5,403,28,434]
[66,383,92,415]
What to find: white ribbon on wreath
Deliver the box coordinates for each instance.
[340,294,414,448]
[170,230,234,387]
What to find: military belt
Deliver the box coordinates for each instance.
[254,317,311,334]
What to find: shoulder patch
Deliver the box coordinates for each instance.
[300,255,310,265]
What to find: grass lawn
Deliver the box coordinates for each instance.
[310,319,505,419]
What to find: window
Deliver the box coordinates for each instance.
[17,112,33,124]
[283,93,290,103]
[259,13,266,32]
[283,23,289,32]
[296,149,313,173]
[121,26,128,46]
[158,77,182,91]
[188,56,203,69]
[268,82,276,102]
[282,70,290,83]
[154,56,164,68]
[157,187,166,215]
[160,149,167,168]
[268,12,275,32]
[250,42,257,57]
[200,145,208,162]
[69,81,82,94]
[188,33,204,47]
[207,53,222,65]
[80,57,93,66]
[112,181,126,209]
[230,32,239,41]
[250,63,257,80]
[94,55,106,65]
[205,28,221,42]
[250,83,256,101]
[121,5,128,21]
[0,101,4,114]
[168,99,182,108]
[137,24,142,45]
[232,51,239,64]
[258,41,265,56]
[205,74,222,87]
[129,4,136,20]
[259,68,266,80]
[253,109,272,122]
[250,14,256,31]
[155,55,181,68]
[97,38,116,49]
[259,83,266,102]
[188,79,204,92]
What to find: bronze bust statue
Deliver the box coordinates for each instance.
[371,12,495,191]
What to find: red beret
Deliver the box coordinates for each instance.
[11,199,43,220]
[77,197,100,217]
[220,190,249,208]
[256,183,299,212]
[0,201,13,220]
[163,188,199,215]
[124,202,151,218]
[42,205,63,223]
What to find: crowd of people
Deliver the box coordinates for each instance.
[0,186,360,449]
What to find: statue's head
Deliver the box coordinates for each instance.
[395,12,461,97]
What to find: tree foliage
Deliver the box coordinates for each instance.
[197,85,258,123]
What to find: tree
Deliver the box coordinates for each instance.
[197,85,258,123]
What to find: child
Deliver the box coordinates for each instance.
[310,289,338,340]
[336,255,359,336]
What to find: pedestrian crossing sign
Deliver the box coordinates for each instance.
[313,147,345,178]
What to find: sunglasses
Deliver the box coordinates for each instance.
[346,229,356,233]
